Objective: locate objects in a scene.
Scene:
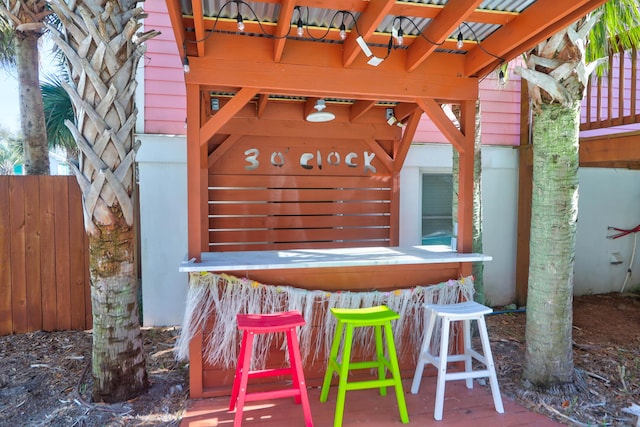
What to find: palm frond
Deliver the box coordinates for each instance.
[587,0,640,75]
[40,74,76,153]
[0,14,16,71]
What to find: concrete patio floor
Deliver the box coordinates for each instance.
[180,378,563,426]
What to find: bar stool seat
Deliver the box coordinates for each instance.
[410,300,504,421]
[229,310,313,427]
[320,305,409,427]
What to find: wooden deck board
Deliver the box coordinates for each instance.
[180,379,562,426]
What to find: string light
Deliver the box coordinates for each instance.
[396,18,404,46]
[498,69,506,85]
[182,43,190,73]
[188,4,504,72]
[236,14,245,31]
[183,55,190,73]
[339,13,347,40]
[297,18,303,36]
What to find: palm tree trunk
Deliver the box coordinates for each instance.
[523,101,579,387]
[452,101,484,304]
[14,19,49,174]
[89,213,146,402]
[471,100,484,304]
[47,0,157,402]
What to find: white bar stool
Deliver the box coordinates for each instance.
[410,301,504,421]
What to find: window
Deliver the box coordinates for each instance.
[421,173,453,246]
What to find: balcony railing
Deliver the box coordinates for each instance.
[581,47,640,131]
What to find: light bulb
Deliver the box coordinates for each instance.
[339,23,346,40]
[457,31,463,49]
[297,18,303,37]
[498,69,506,85]
[397,28,404,47]
[183,56,190,73]
[236,15,245,32]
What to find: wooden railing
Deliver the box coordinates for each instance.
[582,47,640,131]
[0,176,91,336]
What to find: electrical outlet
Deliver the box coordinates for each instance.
[386,108,394,120]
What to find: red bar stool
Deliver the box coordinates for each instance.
[229,310,313,427]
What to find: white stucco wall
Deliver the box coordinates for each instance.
[399,143,519,306]
[136,135,188,326]
[575,168,640,294]
[135,137,640,325]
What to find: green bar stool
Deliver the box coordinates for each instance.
[320,305,409,427]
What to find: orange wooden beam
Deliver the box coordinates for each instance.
[406,0,484,72]
[362,138,394,174]
[350,100,376,122]
[186,83,209,260]
[456,100,476,259]
[219,116,402,140]
[185,36,476,102]
[465,0,608,77]
[393,110,422,172]
[208,134,242,168]
[417,98,467,153]
[165,0,187,58]
[342,0,396,67]
[190,0,206,57]
[256,94,269,118]
[273,0,297,61]
[393,103,419,122]
[199,87,260,146]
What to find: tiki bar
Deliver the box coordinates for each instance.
[163,0,604,402]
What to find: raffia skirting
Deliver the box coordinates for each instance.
[175,272,474,369]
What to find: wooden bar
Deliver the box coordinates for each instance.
[181,246,490,275]
[181,246,491,397]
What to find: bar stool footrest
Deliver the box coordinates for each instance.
[345,378,397,391]
[244,388,302,402]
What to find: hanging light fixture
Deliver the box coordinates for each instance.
[306,99,335,122]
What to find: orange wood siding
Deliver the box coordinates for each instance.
[207,133,398,252]
[0,176,91,336]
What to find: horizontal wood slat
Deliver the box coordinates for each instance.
[209,227,390,244]
[208,174,392,188]
[210,201,391,216]
[209,240,385,252]
[0,176,91,336]
[208,174,393,251]
[210,214,390,229]
[209,187,391,202]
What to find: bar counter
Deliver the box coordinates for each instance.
[180,245,492,272]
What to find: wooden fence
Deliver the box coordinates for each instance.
[0,175,91,336]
